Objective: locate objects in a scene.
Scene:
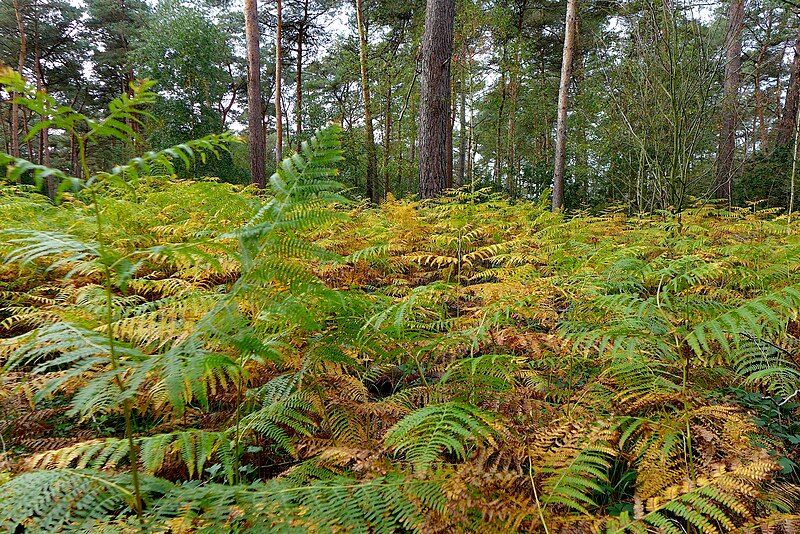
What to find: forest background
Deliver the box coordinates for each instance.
[1,0,799,212]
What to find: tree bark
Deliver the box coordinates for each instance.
[494,67,506,189]
[245,0,266,188]
[32,0,55,197]
[777,26,800,148]
[714,0,743,204]
[755,41,768,151]
[275,0,284,163]
[456,70,466,187]
[552,0,577,211]
[355,0,379,202]
[467,56,475,187]
[506,0,527,198]
[447,81,455,188]
[573,17,587,205]
[417,0,456,198]
[295,0,309,151]
[507,63,518,197]
[383,79,392,198]
[11,0,26,160]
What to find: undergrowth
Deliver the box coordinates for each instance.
[1,68,799,532]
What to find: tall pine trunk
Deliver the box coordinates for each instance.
[506,1,526,198]
[383,79,392,198]
[418,0,456,198]
[714,0,743,204]
[32,0,54,197]
[494,67,506,189]
[295,0,309,150]
[552,0,577,211]
[355,0,379,202]
[275,0,284,163]
[245,0,266,188]
[11,0,25,160]
[456,70,466,187]
[777,27,800,148]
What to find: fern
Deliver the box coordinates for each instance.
[384,402,503,473]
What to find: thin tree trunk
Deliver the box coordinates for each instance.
[245,0,266,188]
[574,18,587,205]
[295,0,309,151]
[776,43,787,126]
[32,1,42,166]
[552,0,578,211]
[467,56,475,187]
[754,9,773,153]
[397,106,404,194]
[32,0,54,197]
[417,0,456,198]
[540,57,550,164]
[1,99,10,154]
[507,64,518,197]
[275,0,284,163]
[714,0,744,204]
[221,64,239,125]
[383,79,392,198]
[11,0,26,160]
[355,0,379,202]
[506,1,527,198]
[447,81,455,189]
[397,69,417,195]
[755,42,768,151]
[456,70,466,187]
[494,68,507,189]
[21,107,33,160]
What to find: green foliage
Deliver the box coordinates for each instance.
[385,402,502,473]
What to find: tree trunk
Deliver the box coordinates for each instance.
[245,0,266,188]
[355,0,379,203]
[714,0,743,204]
[777,27,800,148]
[11,0,26,160]
[755,42,768,151]
[552,0,577,211]
[456,71,466,187]
[383,79,392,198]
[447,82,455,189]
[506,1,527,198]
[494,68,507,189]
[573,17,587,205]
[21,107,33,160]
[275,0,284,163]
[467,57,475,187]
[32,0,55,197]
[1,100,10,154]
[295,0,309,151]
[417,0,456,198]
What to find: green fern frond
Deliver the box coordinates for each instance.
[384,402,503,473]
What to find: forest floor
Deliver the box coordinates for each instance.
[1,177,799,532]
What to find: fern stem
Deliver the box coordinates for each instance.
[528,458,550,534]
[91,188,144,518]
[233,368,243,485]
[102,262,144,518]
[682,339,696,486]
[78,137,90,185]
